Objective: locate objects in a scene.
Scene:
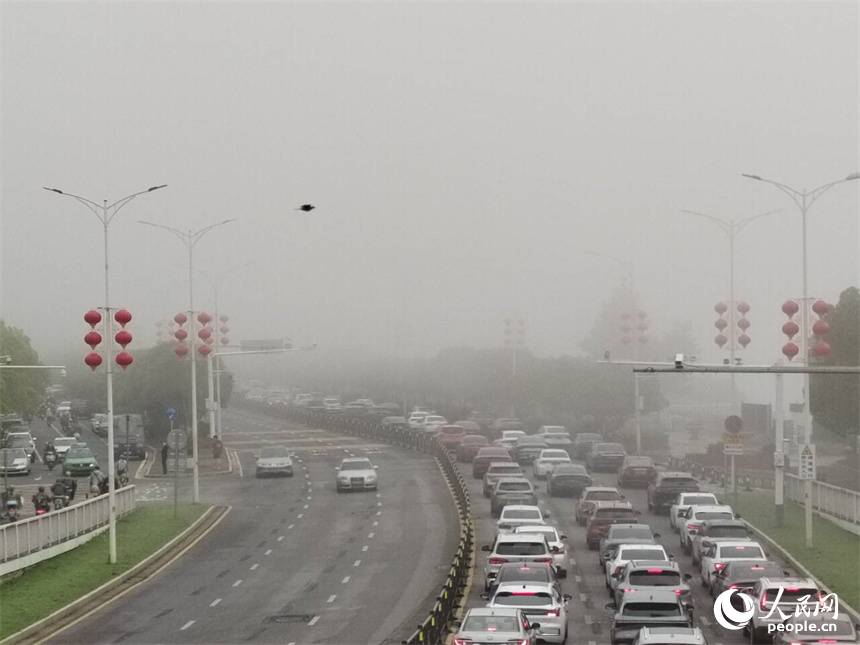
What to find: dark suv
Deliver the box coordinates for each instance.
[588,443,628,472]
[472,447,513,478]
[647,472,699,515]
[617,456,658,488]
[586,501,640,549]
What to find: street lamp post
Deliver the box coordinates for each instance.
[139,219,235,503]
[681,209,780,412]
[45,184,165,564]
[743,171,859,547]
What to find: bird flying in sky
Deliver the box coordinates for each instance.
[296,204,315,212]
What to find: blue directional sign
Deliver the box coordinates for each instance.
[164,406,179,420]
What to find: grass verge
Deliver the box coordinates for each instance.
[730,490,860,611]
[0,504,207,639]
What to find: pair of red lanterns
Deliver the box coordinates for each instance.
[781,299,831,361]
[620,311,649,345]
[173,312,230,358]
[714,301,751,349]
[83,309,134,371]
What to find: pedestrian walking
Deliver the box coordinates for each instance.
[212,437,223,461]
[161,442,169,474]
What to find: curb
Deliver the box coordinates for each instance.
[742,518,860,623]
[136,445,233,480]
[1,505,231,645]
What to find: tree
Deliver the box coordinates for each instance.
[0,321,50,418]
[811,286,859,436]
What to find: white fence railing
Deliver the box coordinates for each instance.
[785,474,860,530]
[0,486,136,563]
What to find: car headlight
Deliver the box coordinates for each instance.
[338,475,349,481]
[366,473,377,482]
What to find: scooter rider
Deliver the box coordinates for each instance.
[44,441,58,469]
[59,471,77,501]
[32,486,51,513]
[51,479,68,508]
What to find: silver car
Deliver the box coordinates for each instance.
[483,462,525,497]
[255,446,294,477]
[452,607,539,645]
[487,582,571,644]
[0,448,30,475]
[335,457,378,492]
[513,524,569,577]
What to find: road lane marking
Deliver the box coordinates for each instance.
[210,599,221,607]
[265,549,272,555]
[377,502,382,506]
[574,575,582,583]
[362,545,368,551]
[297,513,304,519]
[233,580,242,587]
[354,560,361,567]
[580,593,587,602]
[376,511,381,515]
[368,533,374,538]
[585,615,593,625]
[342,576,350,583]
[700,616,711,626]
[250,564,259,570]
[180,621,195,631]
[307,496,312,500]
[327,595,336,603]
[288,524,295,529]
[303,504,309,509]
[373,521,378,526]
[308,616,320,626]
[278,536,285,541]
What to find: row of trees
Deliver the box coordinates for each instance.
[0,321,50,418]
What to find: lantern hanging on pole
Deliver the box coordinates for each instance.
[85,331,102,350]
[175,329,188,341]
[204,336,214,346]
[114,309,132,328]
[782,321,800,339]
[198,327,212,340]
[715,318,728,332]
[219,314,229,323]
[175,344,189,358]
[197,312,212,325]
[715,334,727,348]
[812,300,830,317]
[781,300,799,318]
[737,301,750,315]
[198,344,212,356]
[84,352,103,371]
[115,330,132,349]
[715,302,728,315]
[738,334,751,348]
[812,341,831,358]
[220,325,229,334]
[221,336,230,345]
[174,312,188,326]
[115,351,133,370]
[738,318,750,331]
[812,320,831,337]
[782,342,800,361]
[84,310,102,328]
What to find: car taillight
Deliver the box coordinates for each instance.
[786,587,801,591]
[818,641,837,643]
[534,557,553,563]
[647,569,664,573]
[702,541,712,548]
[453,639,470,645]
[545,610,559,617]
[687,523,698,530]
[675,589,682,596]
[489,557,509,565]
[555,547,565,554]
[761,595,768,610]
[714,563,726,571]
[728,585,738,590]
[622,588,635,593]
[614,565,624,576]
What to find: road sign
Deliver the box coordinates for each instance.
[724,444,744,455]
[774,452,785,468]
[724,415,743,434]
[164,406,179,421]
[799,444,816,480]
[167,429,187,449]
[723,432,744,445]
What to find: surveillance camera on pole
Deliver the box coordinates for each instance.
[674,354,685,369]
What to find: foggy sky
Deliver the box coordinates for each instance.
[1,2,858,406]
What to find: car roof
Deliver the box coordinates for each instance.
[638,627,706,644]
[496,561,555,573]
[622,589,682,601]
[700,519,746,527]
[592,501,634,509]
[514,525,558,534]
[626,560,680,571]
[757,576,817,587]
[582,486,619,493]
[539,449,570,456]
[495,533,550,543]
[464,607,523,617]
[609,523,650,531]
[659,472,695,478]
[494,582,555,593]
[500,504,542,512]
[715,540,761,547]
[616,544,667,553]
[688,505,733,513]
[496,477,532,485]
[340,457,372,464]
[488,461,521,468]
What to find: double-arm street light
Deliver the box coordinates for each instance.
[742,171,859,545]
[680,209,781,411]
[138,219,235,503]
[45,184,166,564]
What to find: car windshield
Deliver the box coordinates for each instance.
[489,466,522,475]
[695,511,733,520]
[260,447,290,459]
[541,451,569,459]
[502,509,542,520]
[720,545,763,559]
[706,526,747,538]
[555,465,588,475]
[493,592,553,607]
[663,477,697,486]
[586,491,621,501]
[728,563,782,580]
[5,438,29,447]
[496,542,547,556]
[499,567,552,585]
[462,615,520,633]
[340,460,373,471]
[0,448,27,459]
[682,495,717,505]
[597,443,625,452]
[498,482,532,492]
[629,570,682,586]
[611,527,653,540]
[622,603,682,617]
[595,509,635,519]
[66,447,94,459]
[626,457,654,466]
[764,588,819,603]
[618,548,665,560]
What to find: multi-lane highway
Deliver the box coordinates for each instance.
[37,408,459,644]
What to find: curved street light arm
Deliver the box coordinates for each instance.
[734,209,782,234]
[189,219,236,248]
[584,250,633,280]
[741,174,804,210]
[138,220,191,248]
[805,179,853,209]
[680,210,732,237]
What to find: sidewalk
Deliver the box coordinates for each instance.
[137,444,233,479]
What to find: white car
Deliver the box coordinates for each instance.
[482,534,555,590]
[669,492,719,532]
[495,430,527,450]
[408,413,428,431]
[53,437,78,459]
[323,397,341,411]
[678,504,735,553]
[486,583,571,644]
[536,425,568,436]
[604,544,670,590]
[421,415,448,434]
[513,524,569,577]
[496,505,549,533]
[699,540,767,592]
[532,449,573,479]
[335,457,379,492]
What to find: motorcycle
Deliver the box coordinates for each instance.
[34,496,51,515]
[3,499,20,523]
[45,451,58,471]
[118,472,129,487]
[53,495,68,510]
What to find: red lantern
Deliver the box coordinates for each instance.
[114,309,132,327]
[198,344,212,356]
[782,342,800,361]
[174,312,188,326]
[220,325,229,334]
[812,300,830,317]
[175,344,189,358]
[219,314,229,323]
[715,319,728,331]
[175,329,188,341]
[84,310,102,328]
[115,330,132,348]
[812,341,831,358]
[221,337,230,345]
[738,334,750,348]
[738,318,750,331]
[115,351,133,370]
[715,334,727,348]
[84,331,102,350]
[84,352,103,371]
[715,302,728,315]
[198,327,212,340]
[204,336,214,346]
[197,312,212,325]
[737,301,750,315]
[782,321,800,339]
[812,320,830,337]
[782,300,799,318]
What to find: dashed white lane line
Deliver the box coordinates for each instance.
[700,616,711,626]
[588,641,596,645]
[342,576,350,583]
[376,511,381,516]
[361,545,368,552]
[307,496,312,500]
[372,521,378,527]
[288,524,295,529]
[278,536,285,541]
[327,595,336,603]
[580,593,587,602]
[287,642,296,645]
[308,616,320,626]
[377,502,382,506]
[233,580,243,587]
[297,513,304,518]
[303,504,309,509]
[180,620,195,630]
[353,560,361,567]
[585,615,593,625]
[368,532,375,538]
[574,575,582,583]
[265,549,273,555]
[376,493,381,498]
[250,564,259,570]
[210,598,222,607]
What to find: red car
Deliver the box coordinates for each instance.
[438,425,466,450]
[585,501,639,549]
[456,434,489,462]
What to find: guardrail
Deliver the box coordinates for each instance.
[668,456,860,532]
[253,405,472,645]
[0,485,136,575]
